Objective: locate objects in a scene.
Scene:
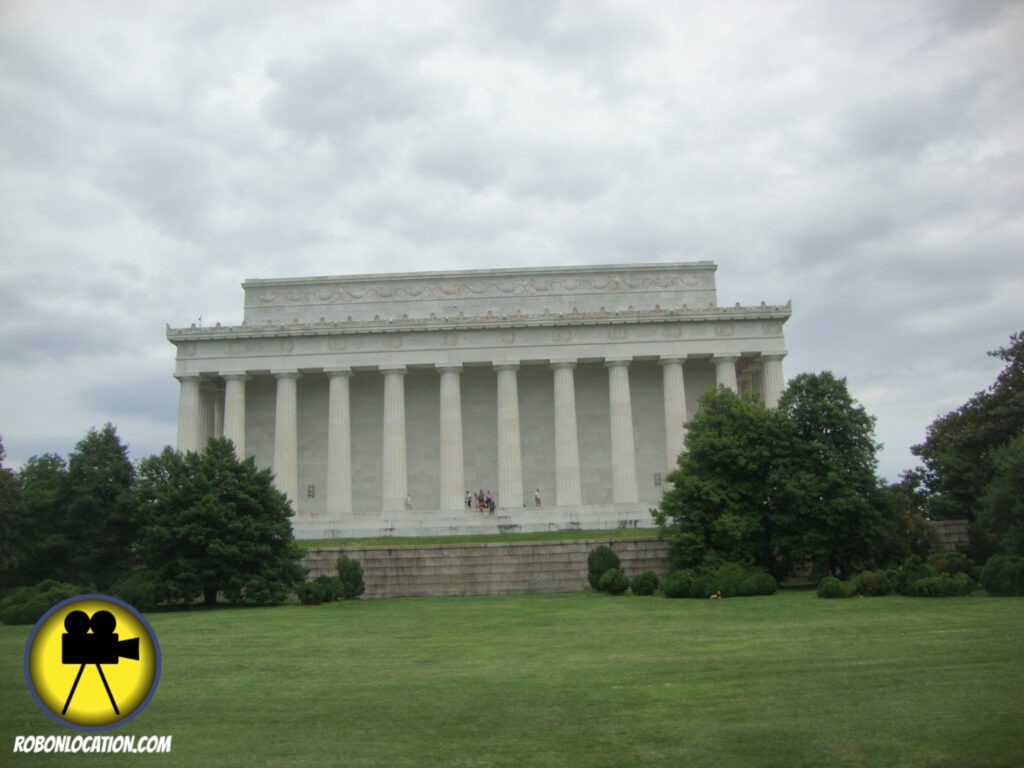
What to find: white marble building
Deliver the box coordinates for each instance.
[167,262,790,537]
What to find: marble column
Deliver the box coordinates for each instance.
[212,388,224,439]
[495,364,523,508]
[381,367,408,513]
[551,360,582,506]
[273,370,300,508]
[762,354,787,409]
[606,358,638,504]
[714,355,739,393]
[222,373,248,459]
[660,357,688,472]
[326,368,353,518]
[438,365,465,511]
[175,374,203,454]
[198,386,214,451]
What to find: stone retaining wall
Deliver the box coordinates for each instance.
[932,519,970,552]
[302,537,671,598]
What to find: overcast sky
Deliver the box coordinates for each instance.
[1,1,1021,481]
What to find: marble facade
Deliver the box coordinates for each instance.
[167,262,790,537]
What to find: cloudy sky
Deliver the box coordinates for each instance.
[1,0,1021,481]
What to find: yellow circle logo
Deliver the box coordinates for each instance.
[24,595,161,731]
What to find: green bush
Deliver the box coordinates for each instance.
[587,545,621,590]
[689,573,718,598]
[891,555,940,595]
[598,568,630,595]
[336,555,366,599]
[904,573,976,597]
[713,562,747,598]
[110,571,167,612]
[662,570,694,598]
[980,555,1024,596]
[816,576,853,598]
[738,571,778,596]
[853,570,890,597]
[928,552,978,580]
[295,581,326,605]
[0,580,88,625]
[630,571,660,596]
[314,575,345,602]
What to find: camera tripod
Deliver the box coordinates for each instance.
[62,663,121,716]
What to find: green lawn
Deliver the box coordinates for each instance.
[300,526,660,548]
[2,591,1022,767]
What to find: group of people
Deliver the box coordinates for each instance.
[467,490,496,513]
[465,488,544,512]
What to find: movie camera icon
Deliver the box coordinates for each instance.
[61,609,139,716]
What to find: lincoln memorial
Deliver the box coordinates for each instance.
[167,262,790,538]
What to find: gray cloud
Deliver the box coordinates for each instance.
[0,1,1021,480]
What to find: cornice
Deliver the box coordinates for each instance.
[167,302,792,344]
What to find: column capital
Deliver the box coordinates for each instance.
[380,365,407,375]
[173,373,203,383]
[272,369,302,379]
[659,356,688,366]
[604,357,632,368]
[494,362,520,372]
[436,364,463,374]
[549,359,576,370]
[324,366,353,378]
[220,371,250,382]
[761,353,787,362]
[712,355,740,364]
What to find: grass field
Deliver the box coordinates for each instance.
[2,591,1022,767]
[300,527,661,548]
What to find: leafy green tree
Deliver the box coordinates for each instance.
[653,387,782,572]
[13,452,70,586]
[135,438,306,606]
[872,472,941,565]
[912,331,1024,522]
[978,431,1024,556]
[62,425,139,590]
[771,372,885,578]
[0,438,27,589]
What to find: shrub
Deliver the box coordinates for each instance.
[0,580,87,625]
[816,576,853,598]
[295,581,326,605]
[738,571,778,596]
[336,555,366,599]
[314,575,345,602]
[853,570,890,597]
[904,573,976,597]
[713,562,747,598]
[662,570,695,598]
[891,555,940,595]
[587,545,621,590]
[980,555,1024,596]
[689,573,718,598]
[928,552,978,580]
[110,571,167,612]
[598,568,630,595]
[630,571,660,596]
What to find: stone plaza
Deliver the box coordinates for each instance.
[167,262,790,537]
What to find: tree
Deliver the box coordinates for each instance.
[62,424,139,590]
[872,471,942,565]
[912,331,1024,522]
[135,438,306,606]
[978,431,1024,556]
[13,452,70,586]
[0,438,26,589]
[771,372,885,578]
[653,387,782,573]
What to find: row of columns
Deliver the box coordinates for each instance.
[175,353,785,515]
